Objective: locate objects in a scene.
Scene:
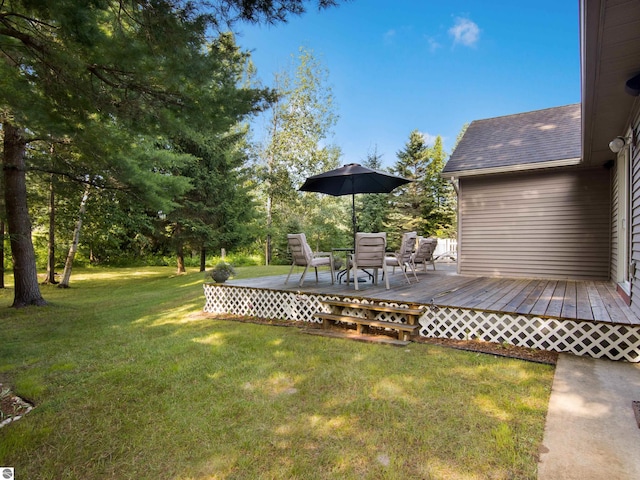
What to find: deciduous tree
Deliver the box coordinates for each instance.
[257,47,340,263]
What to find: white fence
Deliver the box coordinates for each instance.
[434,238,457,261]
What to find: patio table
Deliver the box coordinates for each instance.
[331,247,375,284]
[331,247,352,283]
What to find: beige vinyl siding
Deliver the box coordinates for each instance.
[629,109,640,318]
[611,164,619,283]
[459,167,611,280]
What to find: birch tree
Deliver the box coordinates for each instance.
[258,47,341,262]
[58,182,90,288]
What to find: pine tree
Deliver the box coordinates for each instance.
[422,135,456,236]
[357,150,390,234]
[390,130,431,236]
[1,1,342,305]
[391,131,456,239]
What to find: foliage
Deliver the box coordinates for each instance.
[215,260,236,275]
[0,0,344,304]
[255,46,341,263]
[390,130,432,235]
[206,260,236,282]
[423,136,456,237]
[357,150,391,234]
[390,130,456,239]
[166,123,259,272]
[0,266,553,479]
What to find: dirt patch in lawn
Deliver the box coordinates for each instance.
[412,337,558,365]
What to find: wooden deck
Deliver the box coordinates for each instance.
[228,263,640,326]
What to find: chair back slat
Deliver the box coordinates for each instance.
[412,237,437,262]
[354,232,386,268]
[287,233,312,266]
[398,231,417,262]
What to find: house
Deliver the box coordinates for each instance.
[444,0,640,312]
[204,0,640,362]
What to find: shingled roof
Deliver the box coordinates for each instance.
[443,103,582,177]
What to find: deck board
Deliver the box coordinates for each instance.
[545,281,566,317]
[530,281,558,316]
[576,282,594,320]
[515,280,549,315]
[561,281,578,319]
[226,263,640,326]
[596,282,632,324]
[604,283,637,324]
[587,281,611,322]
[434,277,497,306]
[489,280,536,312]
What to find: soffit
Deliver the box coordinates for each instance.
[582,0,640,166]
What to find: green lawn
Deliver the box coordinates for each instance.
[0,267,554,479]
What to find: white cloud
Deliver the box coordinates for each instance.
[420,131,438,145]
[448,17,480,47]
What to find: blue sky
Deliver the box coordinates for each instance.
[235,0,580,168]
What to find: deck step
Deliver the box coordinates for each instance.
[303,328,411,346]
[314,312,419,332]
[320,300,424,317]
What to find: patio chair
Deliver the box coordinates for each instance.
[411,237,438,272]
[285,233,335,287]
[385,231,418,284]
[348,232,389,290]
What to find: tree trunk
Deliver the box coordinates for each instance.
[199,247,206,272]
[58,182,91,288]
[44,173,58,284]
[266,195,272,266]
[2,123,46,306]
[175,224,186,274]
[176,245,186,274]
[0,221,4,289]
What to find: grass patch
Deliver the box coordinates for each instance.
[0,266,554,479]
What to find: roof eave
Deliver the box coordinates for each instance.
[580,0,640,167]
[441,157,582,179]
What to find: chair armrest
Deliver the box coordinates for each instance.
[312,251,333,258]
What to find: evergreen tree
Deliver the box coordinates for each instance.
[168,127,256,273]
[1,0,343,306]
[391,130,456,239]
[422,135,456,236]
[357,150,390,234]
[390,130,431,236]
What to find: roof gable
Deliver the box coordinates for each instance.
[444,103,582,176]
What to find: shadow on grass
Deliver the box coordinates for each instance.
[0,267,554,479]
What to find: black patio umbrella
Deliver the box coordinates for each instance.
[299,163,411,247]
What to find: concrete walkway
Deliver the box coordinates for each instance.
[538,354,640,479]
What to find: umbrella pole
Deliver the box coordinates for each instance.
[352,192,356,250]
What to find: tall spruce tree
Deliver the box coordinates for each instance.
[391,130,456,239]
[357,150,390,234]
[422,135,456,236]
[168,127,256,274]
[390,130,431,236]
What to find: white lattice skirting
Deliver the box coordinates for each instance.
[203,284,640,362]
